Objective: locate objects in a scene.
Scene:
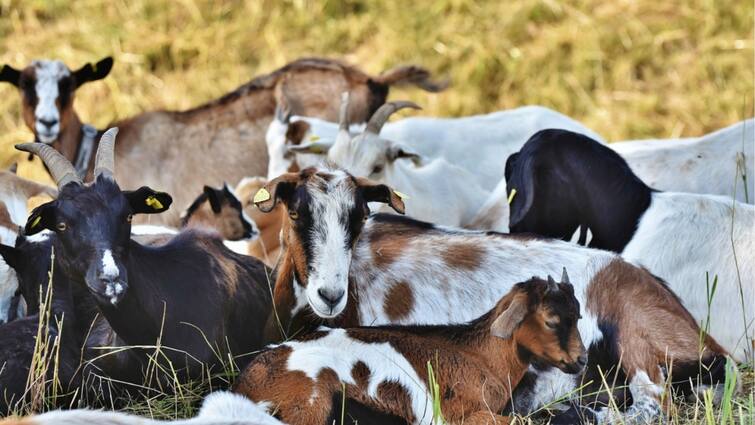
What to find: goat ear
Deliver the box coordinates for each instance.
[72,57,113,88]
[24,202,56,235]
[506,151,536,229]
[124,186,172,214]
[386,144,422,165]
[0,244,20,271]
[288,139,334,155]
[255,173,299,213]
[355,177,406,215]
[203,185,223,214]
[0,64,21,87]
[490,293,529,340]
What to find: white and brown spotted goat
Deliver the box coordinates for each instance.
[233,274,585,425]
[255,166,733,424]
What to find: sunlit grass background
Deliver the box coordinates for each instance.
[0,0,753,421]
[0,0,753,182]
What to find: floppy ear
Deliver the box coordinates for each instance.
[0,65,21,87]
[288,139,334,155]
[490,292,530,339]
[72,57,113,88]
[254,173,300,213]
[0,244,20,271]
[386,144,423,165]
[506,152,537,229]
[124,186,172,214]
[24,202,56,235]
[355,177,406,214]
[203,185,223,214]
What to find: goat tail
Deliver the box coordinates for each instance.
[373,65,449,92]
[0,392,285,425]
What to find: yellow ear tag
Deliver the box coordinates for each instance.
[145,195,164,210]
[254,188,271,203]
[393,190,410,200]
[507,188,517,205]
[30,215,41,229]
[308,135,320,141]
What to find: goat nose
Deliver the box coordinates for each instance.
[576,354,588,367]
[38,118,58,128]
[317,287,345,308]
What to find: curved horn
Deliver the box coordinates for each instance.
[338,91,350,131]
[365,101,421,135]
[14,143,81,188]
[94,127,118,180]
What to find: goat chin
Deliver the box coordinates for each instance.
[0,392,283,425]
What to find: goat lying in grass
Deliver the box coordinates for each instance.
[9,129,274,401]
[255,166,732,424]
[504,129,755,362]
[234,274,585,425]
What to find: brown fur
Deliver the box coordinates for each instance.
[0,203,13,231]
[183,197,247,241]
[0,171,57,201]
[442,242,486,270]
[587,258,726,382]
[383,280,415,321]
[14,58,442,226]
[237,279,585,425]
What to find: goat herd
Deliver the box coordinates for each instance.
[0,56,752,425]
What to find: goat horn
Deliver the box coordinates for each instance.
[14,143,82,188]
[365,101,421,134]
[338,91,350,131]
[94,127,118,180]
[275,103,291,123]
[546,275,559,292]
[561,267,570,284]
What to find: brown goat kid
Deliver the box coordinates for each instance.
[0,57,446,225]
[233,176,284,267]
[235,274,585,425]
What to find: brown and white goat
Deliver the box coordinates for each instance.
[1,57,446,225]
[255,166,733,424]
[235,274,585,425]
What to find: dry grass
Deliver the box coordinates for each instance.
[0,0,752,181]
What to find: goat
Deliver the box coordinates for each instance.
[504,129,755,362]
[13,130,275,391]
[0,169,57,322]
[180,183,257,241]
[233,274,584,425]
[1,57,446,225]
[275,104,604,192]
[254,166,731,423]
[614,119,754,204]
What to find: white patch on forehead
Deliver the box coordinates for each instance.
[31,60,70,143]
[101,249,119,279]
[304,171,355,317]
[284,328,435,424]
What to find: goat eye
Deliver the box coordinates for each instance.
[372,164,384,174]
[56,222,67,232]
[126,214,133,223]
[546,322,559,330]
[289,211,299,220]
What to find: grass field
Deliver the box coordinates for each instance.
[0,0,753,423]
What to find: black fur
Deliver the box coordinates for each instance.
[71,57,113,88]
[505,129,654,252]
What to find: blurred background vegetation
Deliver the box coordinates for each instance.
[0,0,752,183]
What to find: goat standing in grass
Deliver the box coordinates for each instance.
[504,129,755,362]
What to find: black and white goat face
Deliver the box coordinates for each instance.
[0,57,112,144]
[255,167,404,318]
[17,129,170,305]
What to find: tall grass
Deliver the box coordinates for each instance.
[0,0,752,182]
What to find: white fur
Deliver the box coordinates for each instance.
[0,253,19,323]
[32,60,70,143]
[614,119,754,204]
[304,171,353,317]
[198,391,286,424]
[131,224,179,235]
[593,370,664,424]
[101,249,119,279]
[621,192,755,361]
[282,327,435,424]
